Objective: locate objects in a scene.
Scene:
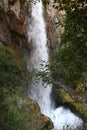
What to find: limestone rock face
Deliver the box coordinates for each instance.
[9,0,20,17]
[45,2,65,49]
[0,0,20,17]
[47,17,56,49]
[46,2,57,49]
[0,0,28,49]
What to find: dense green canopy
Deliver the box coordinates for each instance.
[51,0,87,88]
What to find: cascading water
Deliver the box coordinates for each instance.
[27,0,83,129]
[27,0,52,116]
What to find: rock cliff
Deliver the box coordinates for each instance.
[0,0,29,51]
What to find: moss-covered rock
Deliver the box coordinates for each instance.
[0,91,53,130]
[53,87,87,127]
[70,102,87,122]
[84,123,87,130]
[52,88,73,106]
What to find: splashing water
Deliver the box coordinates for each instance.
[27,0,83,129]
[51,107,83,130]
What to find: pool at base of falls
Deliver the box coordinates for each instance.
[50,106,83,130]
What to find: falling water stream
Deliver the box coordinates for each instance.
[27,0,83,129]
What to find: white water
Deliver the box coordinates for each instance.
[51,107,83,130]
[27,0,83,129]
[27,0,52,116]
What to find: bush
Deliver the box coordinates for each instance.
[0,45,29,90]
[0,45,30,130]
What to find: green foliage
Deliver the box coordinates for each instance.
[35,61,52,85]
[0,45,30,130]
[49,0,87,89]
[0,90,44,130]
[0,45,29,89]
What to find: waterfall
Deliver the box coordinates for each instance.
[27,0,83,129]
[27,0,52,116]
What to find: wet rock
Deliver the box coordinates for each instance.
[39,114,53,130]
